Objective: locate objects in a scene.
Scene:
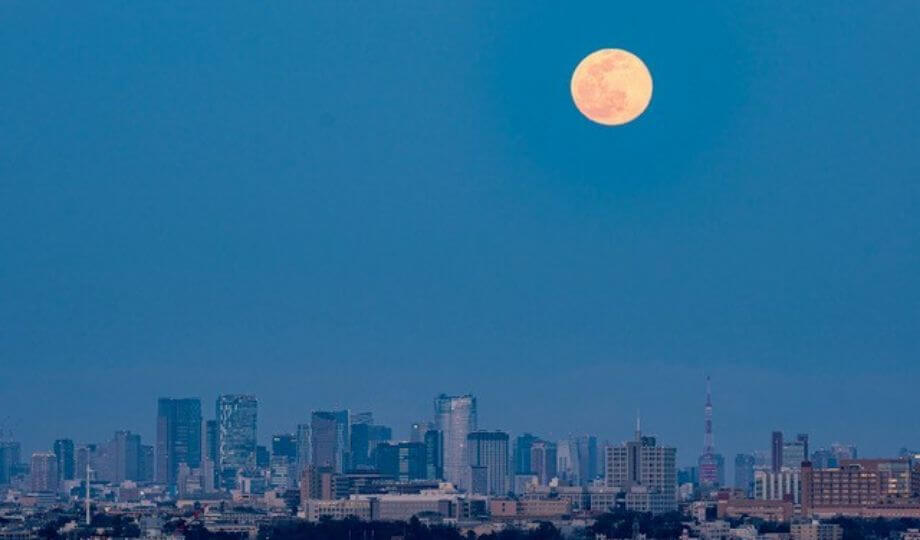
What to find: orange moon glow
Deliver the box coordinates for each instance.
[571,49,653,126]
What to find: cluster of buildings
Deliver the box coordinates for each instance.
[2,384,920,538]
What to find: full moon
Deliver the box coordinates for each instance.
[571,48,653,126]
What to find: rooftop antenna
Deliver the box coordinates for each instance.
[635,409,641,441]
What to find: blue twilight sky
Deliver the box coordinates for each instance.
[1,2,919,464]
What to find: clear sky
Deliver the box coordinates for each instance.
[2,2,919,464]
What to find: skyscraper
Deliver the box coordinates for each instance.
[139,444,154,482]
[467,431,509,495]
[350,423,392,469]
[0,442,21,485]
[205,420,219,464]
[53,439,75,482]
[434,394,477,489]
[530,439,558,486]
[296,423,311,473]
[30,451,58,492]
[217,394,258,486]
[311,411,339,470]
[333,410,351,472]
[698,377,725,490]
[374,442,426,481]
[574,435,599,486]
[111,430,141,482]
[783,442,807,470]
[156,398,203,487]
[734,453,756,497]
[424,429,443,480]
[771,431,784,473]
[514,433,538,475]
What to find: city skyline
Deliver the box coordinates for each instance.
[0,382,889,478]
[3,2,920,479]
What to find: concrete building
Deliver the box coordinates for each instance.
[604,422,677,513]
[801,459,918,517]
[30,452,58,493]
[790,521,843,540]
[755,468,801,503]
[467,431,509,496]
[490,498,571,520]
[434,394,477,489]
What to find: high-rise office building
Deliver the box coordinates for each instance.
[514,433,538,475]
[796,434,809,462]
[311,411,339,471]
[333,410,351,472]
[0,442,21,485]
[424,429,443,480]
[156,398,203,486]
[217,394,258,485]
[434,394,477,489]
[574,435,599,486]
[605,424,677,513]
[139,444,154,482]
[296,423,311,473]
[53,439,75,482]
[75,444,97,481]
[783,436,808,471]
[111,430,141,482]
[374,442,426,481]
[698,377,725,490]
[530,439,558,486]
[205,420,219,464]
[350,423,392,469]
[556,439,576,485]
[771,431,784,473]
[734,453,756,497]
[30,451,58,492]
[467,431,509,495]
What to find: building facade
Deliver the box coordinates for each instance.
[156,398,203,487]
[467,431,509,495]
[216,394,258,486]
[434,394,477,489]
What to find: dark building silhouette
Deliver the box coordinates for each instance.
[514,433,538,474]
[53,439,74,482]
[375,442,426,481]
[156,398,203,487]
[424,429,443,480]
[771,431,784,473]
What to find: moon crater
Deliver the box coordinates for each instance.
[571,49,653,126]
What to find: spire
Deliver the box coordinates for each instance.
[635,409,642,441]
